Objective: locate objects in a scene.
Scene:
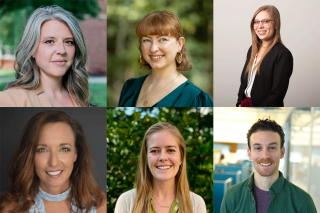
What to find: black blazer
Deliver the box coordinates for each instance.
[236,42,293,107]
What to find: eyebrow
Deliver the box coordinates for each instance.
[42,36,74,40]
[252,142,278,147]
[149,145,177,150]
[37,143,73,147]
[143,35,168,38]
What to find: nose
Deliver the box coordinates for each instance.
[150,41,159,52]
[159,151,167,162]
[48,152,59,167]
[56,41,66,55]
[262,148,270,159]
[258,21,264,28]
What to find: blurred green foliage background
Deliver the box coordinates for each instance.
[107,0,213,106]
[107,107,213,212]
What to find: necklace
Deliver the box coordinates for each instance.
[152,195,172,208]
[143,73,181,107]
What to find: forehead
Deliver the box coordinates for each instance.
[147,129,180,149]
[255,10,272,20]
[250,131,281,146]
[38,122,75,145]
[40,19,73,38]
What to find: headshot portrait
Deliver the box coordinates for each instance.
[0,2,107,107]
[214,107,320,213]
[0,108,106,213]
[107,107,213,212]
[107,0,213,107]
[214,0,320,107]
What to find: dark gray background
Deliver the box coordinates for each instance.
[0,108,106,199]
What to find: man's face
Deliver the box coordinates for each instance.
[247,131,285,178]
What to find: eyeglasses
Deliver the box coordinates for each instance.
[253,19,274,26]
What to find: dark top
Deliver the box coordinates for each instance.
[220,171,317,213]
[236,42,293,107]
[253,183,271,213]
[118,75,213,107]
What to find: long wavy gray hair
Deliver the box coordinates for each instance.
[6,5,90,107]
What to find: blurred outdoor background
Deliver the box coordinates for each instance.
[0,0,107,106]
[107,107,213,212]
[107,0,213,106]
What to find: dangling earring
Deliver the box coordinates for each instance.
[176,52,182,64]
[140,55,147,65]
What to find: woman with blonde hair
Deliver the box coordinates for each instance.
[236,5,293,107]
[115,122,206,213]
[0,6,91,107]
[118,11,213,107]
[0,111,106,213]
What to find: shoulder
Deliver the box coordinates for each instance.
[114,189,136,213]
[246,45,252,57]
[0,87,33,107]
[182,80,213,107]
[224,178,248,199]
[0,201,18,213]
[189,191,206,212]
[96,192,107,213]
[122,75,148,88]
[284,179,315,205]
[272,42,293,58]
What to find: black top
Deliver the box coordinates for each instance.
[236,42,293,107]
[118,75,213,107]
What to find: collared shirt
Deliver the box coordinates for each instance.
[150,196,179,213]
[221,171,317,213]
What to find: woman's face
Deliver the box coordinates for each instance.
[147,129,182,184]
[254,10,275,43]
[34,122,77,193]
[141,35,184,70]
[32,20,75,80]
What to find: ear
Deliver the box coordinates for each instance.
[280,146,285,159]
[177,37,185,52]
[247,148,252,160]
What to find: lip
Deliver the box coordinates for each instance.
[259,163,272,167]
[46,170,63,178]
[150,55,164,61]
[51,60,67,65]
[156,165,172,170]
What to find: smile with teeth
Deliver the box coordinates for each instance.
[46,171,62,176]
[151,55,164,59]
[156,166,172,170]
[259,163,272,166]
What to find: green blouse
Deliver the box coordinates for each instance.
[150,196,179,213]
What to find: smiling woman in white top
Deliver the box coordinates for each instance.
[236,5,293,107]
[114,122,206,213]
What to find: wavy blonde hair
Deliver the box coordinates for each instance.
[246,5,283,75]
[5,5,91,106]
[133,122,193,213]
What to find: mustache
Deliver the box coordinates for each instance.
[257,159,275,164]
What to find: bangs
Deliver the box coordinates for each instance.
[136,12,181,38]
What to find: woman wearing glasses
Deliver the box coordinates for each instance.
[236,5,293,107]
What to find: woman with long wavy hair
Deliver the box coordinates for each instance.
[114,122,206,213]
[0,6,91,107]
[118,11,213,107]
[0,111,106,213]
[236,5,293,107]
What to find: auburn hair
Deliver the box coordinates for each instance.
[136,10,192,71]
[133,122,193,213]
[246,5,283,75]
[0,111,105,213]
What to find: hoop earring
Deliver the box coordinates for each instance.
[140,55,147,65]
[176,52,182,64]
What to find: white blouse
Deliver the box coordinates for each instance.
[244,55,261,98]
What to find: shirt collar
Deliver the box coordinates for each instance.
[247,171,285,196]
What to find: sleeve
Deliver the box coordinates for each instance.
[0,91,17,107]
[114,192,131,213]
[118,78,134,107]
[259,49,293,107]
[190,91,213,107]
[190,193,207,213]
[236,47,252,107]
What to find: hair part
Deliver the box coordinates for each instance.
[5,5,91,107]
[133,122,193,213]
[246,5,283,76]
[247,118,285,150]
[0,111,105,213]
[136,10,192,71]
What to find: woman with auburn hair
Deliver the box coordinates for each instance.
[0,111,106,213]
[0,6,91,107]
[236,5,293,107]
[114,122,206,213]
[118,11,213,107]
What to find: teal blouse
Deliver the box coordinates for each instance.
[118,75,213,107]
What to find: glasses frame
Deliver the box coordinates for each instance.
[253,19,274,26]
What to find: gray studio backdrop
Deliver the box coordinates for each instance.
[0,108,106,199]
[214,0,320,106]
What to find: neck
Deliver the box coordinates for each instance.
[40,182,70,195]
[253,170,279,191]
[40,73,65,96]
[261,39,273,48]
[152,179,176,200]
[149,64,180,85]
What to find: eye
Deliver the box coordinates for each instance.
[269,146,276,150]
[254,21,259,24]
[61,148,70,152]
[45,40,54,44]
[254,147,261,151]
[37,148,47,153]
[264,20,269,23]
[143,39,151,42]
[168,149,175,153]
[150,149,158,153]
[160,38,168,42]
[65,40,74,45]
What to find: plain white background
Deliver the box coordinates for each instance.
[214,0,320,106]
